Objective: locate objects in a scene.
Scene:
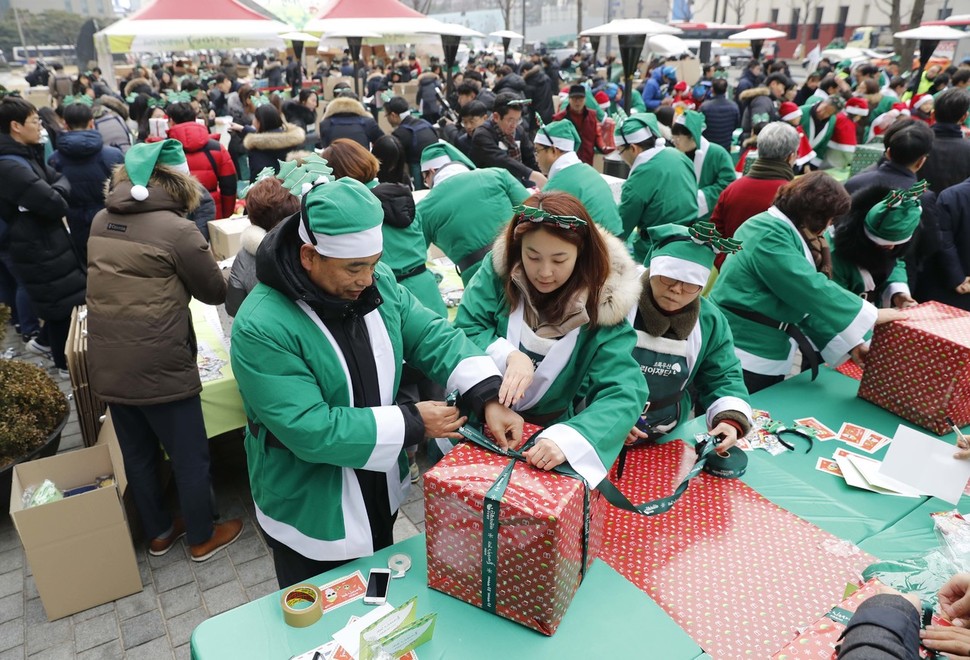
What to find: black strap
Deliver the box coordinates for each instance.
[200,141,221,180]
[247,419,287,451]
[720,304,819,380]
[455,242,493,275]
[395,263,427,282]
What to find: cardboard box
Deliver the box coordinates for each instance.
[424,426,604,636]
[858,301,970,435]
[10,443,142,620]
[208,216,251,261]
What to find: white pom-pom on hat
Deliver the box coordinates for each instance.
[130,185,149,201]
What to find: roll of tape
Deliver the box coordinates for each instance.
[388,553,412,577]
[280,583,323,628]
[703,446,748,479]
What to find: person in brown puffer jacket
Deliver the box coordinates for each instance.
[86,139,243,563]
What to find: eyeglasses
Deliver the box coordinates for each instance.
[657,275,702,294]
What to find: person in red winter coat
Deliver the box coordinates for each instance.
[552,85,610,165]
[711,122,800,269]
[165,102,238,218]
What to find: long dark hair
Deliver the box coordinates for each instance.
[372,134,411,186]
[254,104,283,132]
[833,184,914,278]
[502,191,610,327]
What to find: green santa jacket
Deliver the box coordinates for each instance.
[800,103,837,163]
[829,236,910,308]
[608,92,646,116]
[627,273,752,433]
[417,167,530,285]
[231,259,501,561]
[543,151,622,235]
[454,229,647,486]
[710,206,878,376]
[618,144,698,264]
[677,111,736,221]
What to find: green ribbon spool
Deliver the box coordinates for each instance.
[459,426,743,612]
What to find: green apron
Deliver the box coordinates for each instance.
[632,328,691,441]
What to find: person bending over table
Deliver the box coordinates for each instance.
[830,183,923,309]
[838,573,970,658]
[710,172,906,394]
[624,222,753,451]
[230,176,523,588]
[453,191,646,486]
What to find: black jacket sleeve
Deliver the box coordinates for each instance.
[0,157,70,222]
[470,126,534,182]
[836,594,921,660]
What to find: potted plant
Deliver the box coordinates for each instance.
[0,304,70,511]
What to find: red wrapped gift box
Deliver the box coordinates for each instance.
[424,427,604,635]
[858,301,970,435]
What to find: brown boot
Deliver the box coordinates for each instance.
[148,517,186,556]
[189,519,244,562]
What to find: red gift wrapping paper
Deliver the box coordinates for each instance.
[835,361,863,381]
[601,440,877,659]
[858,301,970,435]
[424,426,604,635]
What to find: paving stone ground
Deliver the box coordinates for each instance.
[0,324,427,659]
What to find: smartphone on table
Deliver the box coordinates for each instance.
[363,568,390,605]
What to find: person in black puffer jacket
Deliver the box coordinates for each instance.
[282,90,320,149]
[0,97,85,374]
[242,105,306,181]
[493,66,527,98]
[48,102,124,263]
[415,71,443,123]
[522,62,555,130]
[318,96,384,150]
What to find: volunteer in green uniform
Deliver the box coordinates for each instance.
[830,182,923,308]
[626,222,752,450]
[710,172,907,394]
[416,141,530,285]
[801,94,843,168]
[669,110,736,222]
[231,172,524,588]
[614,113,698,263]
[534,119,622,235]
[322,139,446,317]
[454,191,646,485]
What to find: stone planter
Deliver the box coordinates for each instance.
[0,412,68,513]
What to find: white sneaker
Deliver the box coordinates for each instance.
[25,338,52,359]
[56,368,70,380]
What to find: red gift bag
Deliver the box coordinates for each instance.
[858,301,970,435]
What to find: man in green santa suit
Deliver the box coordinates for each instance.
[626,221,752,451]
[669,110,736,222]
[534,119,622,235]
[416,141,530,284]
[830,183,923,308]
[231,173,524,588]
[614,113,698,264]
[800,94,843,168]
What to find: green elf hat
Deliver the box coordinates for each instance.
[647,221,742,287]
[534,118,582,152]
[298,178,384,259]
[673,109,705,146]
[419,140,475,173]
[614,112,662,146]
[864,181,927,246]
[124,139,189,201]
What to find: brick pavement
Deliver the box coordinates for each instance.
[0,325,426,660]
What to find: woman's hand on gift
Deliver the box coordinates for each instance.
[876,308,908,324]
[483,401,524,450]
[523,437,566,471]
[708,421,739,453]
[850,343,869,367]
[625,426,649,446]
[920,625,970,658]
[891,292,918,309]
[939,573,970,627]
[415,401,467,440]
[956,276,970,295]
[499,351,534,406]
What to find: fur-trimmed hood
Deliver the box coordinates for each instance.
[490,226,642,327]
[124,77,153,97]
[243,123,306,151]
[95,95,129,119]
[739,86,771,102]
[323,96,369,119]
[105,164,202,215]
[241,224,267,255]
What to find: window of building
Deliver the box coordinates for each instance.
[789,8,800,40]
[812,7,824,40]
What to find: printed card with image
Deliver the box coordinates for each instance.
[838,423,868,445]
[318,571,368,614]
[795,418,837,440]
[854,432,890,454]
[815,457,844,477]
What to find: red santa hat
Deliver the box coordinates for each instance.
[794,127,817,167]
[892,102,911,116]
[829,112,858,154]
[845,97,870,116]
[673,80,688,93]
[779,101,802,122]
[911,93,934,112]
[594,90,610,110]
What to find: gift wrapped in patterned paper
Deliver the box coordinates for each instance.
[858,302,970,435]
[423,425,604,636]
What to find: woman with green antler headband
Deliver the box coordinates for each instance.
[624,221,753,453]
[452,191,646,485]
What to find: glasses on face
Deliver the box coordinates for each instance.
[658,275,702,294]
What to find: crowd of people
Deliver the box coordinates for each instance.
[1,45,969,648]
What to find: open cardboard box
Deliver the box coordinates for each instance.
[208,216,251,261]
[9,438,142,620]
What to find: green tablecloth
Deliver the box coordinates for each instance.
[190,300,246,438]
[190,535,704,660]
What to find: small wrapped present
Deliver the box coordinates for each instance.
[858,301,970,435]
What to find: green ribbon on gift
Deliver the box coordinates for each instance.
[459,425,745,613]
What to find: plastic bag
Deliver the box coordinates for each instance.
[862,549,960,610]
[21,479,63,509]
[933,510,970,573]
